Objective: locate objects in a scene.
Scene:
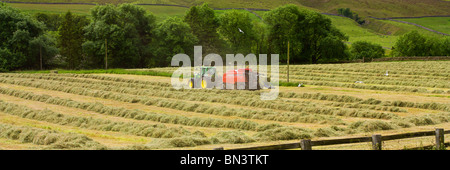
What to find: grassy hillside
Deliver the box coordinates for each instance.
[297,0,450,18]
[398,17,450,35]
[9,0,450,17]
[363,17,447,38]
[5,1,449,50]
[9,3,92,15]
[326,15,397,48]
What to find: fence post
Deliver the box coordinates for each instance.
[300,139,312,150]
[213,147,224,150]
[435,129,444,150]
[372,135,382,150]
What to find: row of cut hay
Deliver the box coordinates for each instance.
[0,74,172,91]
[282,62,450,77]
[0,75,446,143]
[124,126,314,148]
[0,101,195,139]
[0,88,323,147]
[284,92,449,113]
[6,77,398,120]
[0,99,316,148]
[360,98,450,112]
[280,74,450,89]
[4,76,397,120]
[279,69,450,82]
[59,72,450,95]
[7,73,448,109]
[324,102,408,113]
[147,61,450,78]
[0,87,261,131]
[312,113,450,137]
[0,123,106,150]
[284,79,437,94]
[0,74,262,100]
[24,73,431,113]
[0,77,355,124]
[280,92,363,102]
[73,75,450,112]
[282,67,450,83]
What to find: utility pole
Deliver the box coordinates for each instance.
[105,38,108,70]
[40,45,43,70]
[287,40,290,83]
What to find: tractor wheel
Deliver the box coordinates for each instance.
[188,79,194,89]
[201,79,207,89]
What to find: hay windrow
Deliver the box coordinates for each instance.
[0,123,106,150]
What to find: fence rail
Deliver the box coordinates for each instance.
[219,129,449,150]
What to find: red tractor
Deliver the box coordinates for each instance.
[188,66,262,90]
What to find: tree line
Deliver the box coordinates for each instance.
[0,3,448,71]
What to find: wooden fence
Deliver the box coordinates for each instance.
[213,128,449,150]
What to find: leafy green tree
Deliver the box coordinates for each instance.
[58,11,90,69]
[29,32,59,70]
[218,10,256,54]
[337,8,364,25]
[264,5,303,63]
[0,3,54,71]
[301,12,349,63]
[392,31,429,56]
[252,21,268,55]
[151,17,198,67]
[350,41,385,62]
[338,8,353,19]
[34,13,63,32]
[318,36,351,63]
[265,5,348,64]
[441,37,450,56]
[184,3,221,54]
[83,4,156,68]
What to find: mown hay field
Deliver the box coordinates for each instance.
[0,61,449,150]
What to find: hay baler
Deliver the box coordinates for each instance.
[188,66,261,90]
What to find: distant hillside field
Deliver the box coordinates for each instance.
[326,15,397,48]
[296,0,450,18]
[6,0,450,17]
[398,17,450,35]
[4,0,449,50]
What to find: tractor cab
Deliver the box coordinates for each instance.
[194,66,216,78]
[190,66,218,89]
